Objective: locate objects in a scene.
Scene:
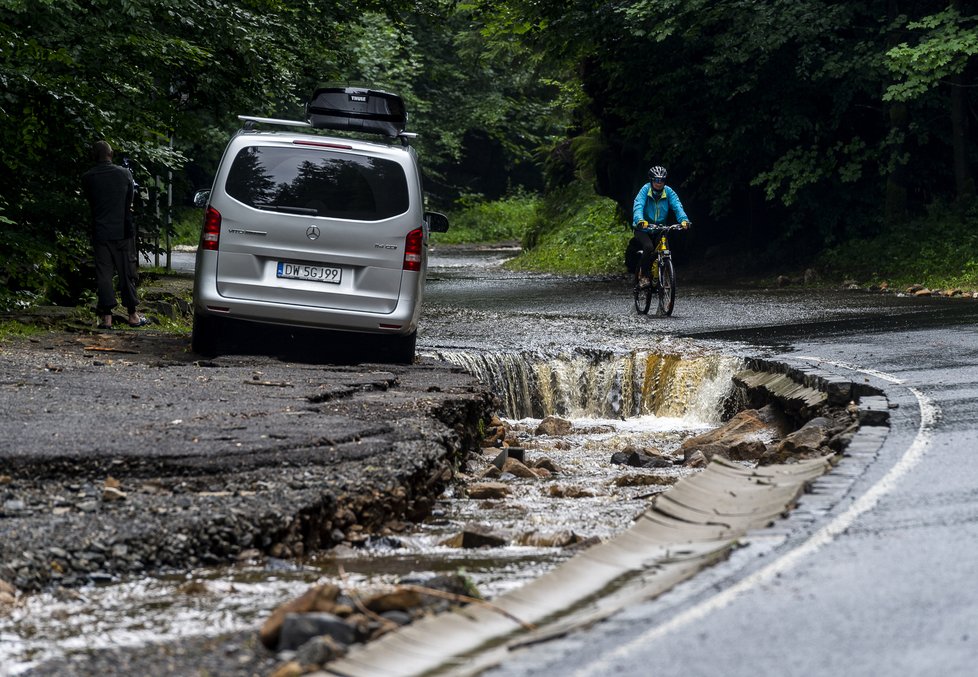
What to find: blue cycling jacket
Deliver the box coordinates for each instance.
[632,183,688,227]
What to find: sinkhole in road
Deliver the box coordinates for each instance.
[0,348,744,673]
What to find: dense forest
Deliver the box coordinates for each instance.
[1,0,976,308]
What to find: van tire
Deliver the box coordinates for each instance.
[191,313,222,357]
[387,331,417,365]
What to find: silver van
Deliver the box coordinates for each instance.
[191,88,448,363]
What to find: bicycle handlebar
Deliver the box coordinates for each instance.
[636,223,688,233]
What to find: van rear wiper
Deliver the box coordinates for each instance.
[253,203,319,215]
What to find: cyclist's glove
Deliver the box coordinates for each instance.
[635,220,648,230]
[681,220,691,230]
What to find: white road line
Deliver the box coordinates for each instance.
[573,357,940,677]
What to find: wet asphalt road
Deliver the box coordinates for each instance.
[420,250,978,677]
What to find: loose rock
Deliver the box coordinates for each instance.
[679,405,790,463]
[535,415,572,436]
[278,612,355,652]
[466,482,511,499]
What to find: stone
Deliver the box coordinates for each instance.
[0,579,16,607]
[760,416,835,464]
[535,415,573,436]
[466,482,511,499]
[627,449,672,468]
[439,525,507,549]
[530,457,560,473]
[420,573,480,598]
[259,583,341,649]
[479,465,502,479]
[685,450,708,467]
[679,405,790,463]
[268,660,303,677]
[517,530,582,547]
[102,487,127,502]
[779,416,833,453]
[547,484,595,498]
[380,610,413,626]
[295,634,347,666]
[277,612,355,651]
[726,439,768,461]
[612,474,678,487]
[362,588,424,613]
[804,268,819,284]
[500,457,538,479]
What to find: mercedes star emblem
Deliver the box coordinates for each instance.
[306,226,321,240]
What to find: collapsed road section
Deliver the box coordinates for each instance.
[0,331,493,593]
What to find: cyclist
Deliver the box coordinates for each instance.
[632,166,690,287]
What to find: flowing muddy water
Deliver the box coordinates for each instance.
[0,348,741,674]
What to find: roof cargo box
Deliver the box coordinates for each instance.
[306,87,407,138]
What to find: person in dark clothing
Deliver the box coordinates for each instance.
[82,140,147,329]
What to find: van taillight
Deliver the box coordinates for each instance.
[201,207,221,251]
[403,228,423,271]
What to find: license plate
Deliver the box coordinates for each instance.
[277,262,342,284]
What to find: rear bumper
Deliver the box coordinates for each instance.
[193,276,424,337]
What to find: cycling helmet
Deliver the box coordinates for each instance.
[649,166,668,181]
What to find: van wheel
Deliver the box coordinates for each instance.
[386,331,417,365]
[191,313,222,356]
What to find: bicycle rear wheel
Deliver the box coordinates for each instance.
[633,268,652,314]
[656,257,676,316]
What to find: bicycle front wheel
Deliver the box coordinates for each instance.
[656,257,676,316]
[633,268,652,314]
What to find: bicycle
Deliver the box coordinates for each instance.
[630,223,686,316]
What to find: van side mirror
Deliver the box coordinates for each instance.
[425,211,449,233]
[193,190,211,208]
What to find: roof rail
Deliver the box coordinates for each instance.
[238,115,312,129]
[238,114,419,144]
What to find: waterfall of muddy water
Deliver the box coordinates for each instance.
[0,349,742,674]
[436,348,740,421]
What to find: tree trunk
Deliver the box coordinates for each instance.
[950,0,975,204]
[884,0,908,223]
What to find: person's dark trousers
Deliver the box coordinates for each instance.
[94,238,138,315]
[635,230,657,277]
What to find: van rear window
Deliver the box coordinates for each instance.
[225,146,409,221]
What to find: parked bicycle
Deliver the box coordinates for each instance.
[629,223,687,316]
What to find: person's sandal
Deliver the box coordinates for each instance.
[127,316,150,327]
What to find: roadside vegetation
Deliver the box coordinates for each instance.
[434,193,539,244]
[818,202,978,291]
[504,184,629,275]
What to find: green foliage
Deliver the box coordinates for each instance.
[0,320,44,343]
[506,182,629,274]
[819,199,978,289]
[170,207,204,247]
[885,8,978,102]
[433,193,540,244]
